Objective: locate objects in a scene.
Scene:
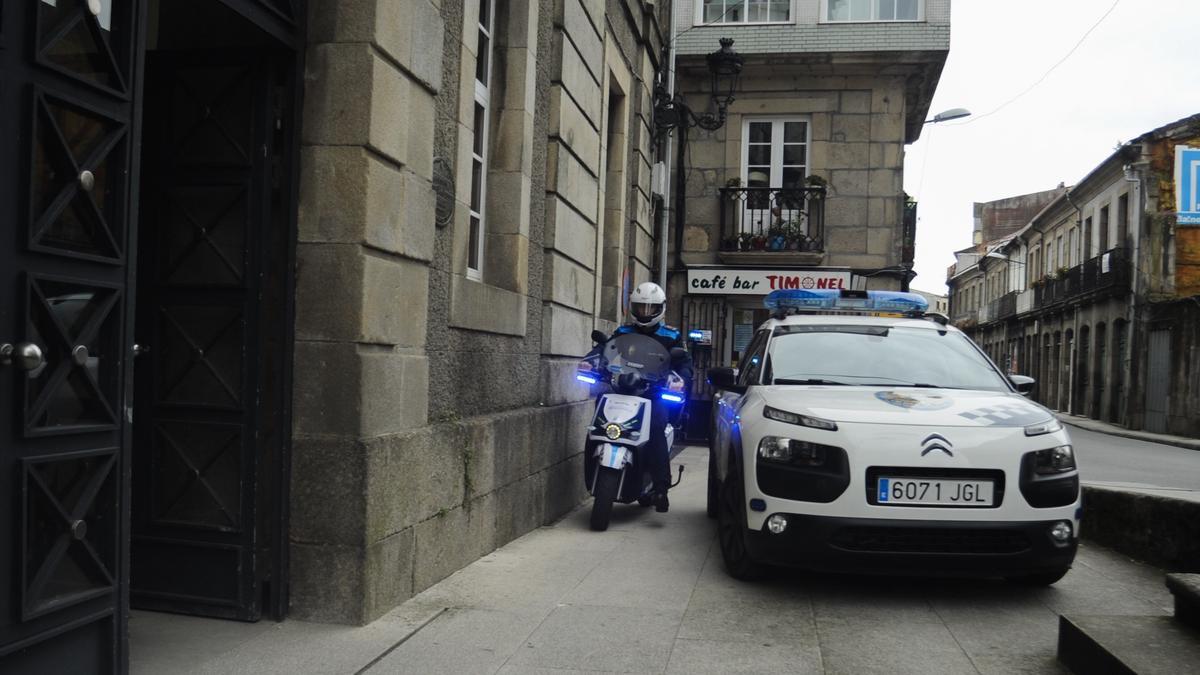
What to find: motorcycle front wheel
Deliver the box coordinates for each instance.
[590,466,621,531]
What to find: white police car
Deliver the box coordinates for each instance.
[706,289,1079,584]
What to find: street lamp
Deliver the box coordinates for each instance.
[925,107,971,124]
[655,38,744,133]
[654,39,745,269]
[985,251,1024,264]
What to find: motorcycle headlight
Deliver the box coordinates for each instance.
[1030,445,1076,475]
[758,436,828,467]
[763,406,838,432]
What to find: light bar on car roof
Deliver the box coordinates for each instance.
[764,289,929,315]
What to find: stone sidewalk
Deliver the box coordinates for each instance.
[1058,413,1200,452]
[132,447,1174,675]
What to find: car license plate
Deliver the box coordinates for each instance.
[877,477,995,506]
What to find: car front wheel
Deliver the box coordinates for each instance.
[717,467,765,580]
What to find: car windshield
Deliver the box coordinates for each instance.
[765,325,1011,392]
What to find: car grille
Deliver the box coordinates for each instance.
[829,526,1032,555]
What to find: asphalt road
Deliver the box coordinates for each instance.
[1070,425,1200,491]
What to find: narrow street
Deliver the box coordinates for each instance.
[1069,425,1200,491]
[133,447,1174,675]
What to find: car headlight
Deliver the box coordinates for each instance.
[763,406,838,431]
[758,436,830,467]
[1024,418,1062,437]
[1030,445,1076,475]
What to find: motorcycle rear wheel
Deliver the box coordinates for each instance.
[590,467,621,531]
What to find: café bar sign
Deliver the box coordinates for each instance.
[687,268,854,295]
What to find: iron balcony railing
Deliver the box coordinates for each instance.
[1031,247,1130,308]
[990,291,1017,321]
[718,186,826,252]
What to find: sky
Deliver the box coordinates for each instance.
[905,0,1200,296]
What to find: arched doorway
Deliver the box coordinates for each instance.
[1075,325,1090,416]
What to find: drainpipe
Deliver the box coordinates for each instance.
[657,1,678,291]
[1124,151,1149,428]
[1062,188,1084,415]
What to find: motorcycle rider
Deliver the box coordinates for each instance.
[581,282,693,513]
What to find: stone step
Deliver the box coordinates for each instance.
[1166,573,1200,631]
[1057,615,1200,675]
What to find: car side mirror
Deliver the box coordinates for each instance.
[1009,374,1036,397]
[708,367,745,394]
[590,330,607,345]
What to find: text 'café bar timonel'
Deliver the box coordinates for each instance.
[687,269,852,295]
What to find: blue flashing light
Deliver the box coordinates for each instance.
[660,392,685,403]
[576,373,598,385]
[749,498,767,512]
[688,330,704,340]
[764,289,928,314]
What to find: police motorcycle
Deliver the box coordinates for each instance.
[577,330,687,531]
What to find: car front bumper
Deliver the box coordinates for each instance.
[743,514,1078,577]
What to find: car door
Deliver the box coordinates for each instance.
[713,329,770,482]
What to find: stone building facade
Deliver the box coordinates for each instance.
[660,0,950,435]
[947,114,1200,438]
[294,0,670,624]
[0,0,670,669]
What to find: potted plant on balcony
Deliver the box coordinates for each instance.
[804,174,828,191]
[721,235,739,251]
[737,231,754,251]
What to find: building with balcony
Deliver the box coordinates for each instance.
[947,113,1200,437]
[663,0,951,434]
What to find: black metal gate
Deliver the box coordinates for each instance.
[2,1,302,671]
[129,51,278,622]
[681,296,728,441]
[0,2,137,671]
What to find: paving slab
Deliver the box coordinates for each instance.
[505,604,682,673]
[130,446,1182,675]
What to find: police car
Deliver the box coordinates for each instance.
[706,289,1079,584]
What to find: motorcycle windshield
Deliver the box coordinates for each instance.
[602,333,670,381]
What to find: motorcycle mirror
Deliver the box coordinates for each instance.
[669,347,688,363]
[590,330,607,345]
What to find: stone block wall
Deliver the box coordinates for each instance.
[675,72,910,280]
[290,0,666,625]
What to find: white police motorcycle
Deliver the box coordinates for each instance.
[577,330,686,531]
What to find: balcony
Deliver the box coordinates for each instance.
[988,291,1017,322]
[718,186,825,264]
[1031,248,1131,309]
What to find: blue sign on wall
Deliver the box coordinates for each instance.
[1177,145,1200,225]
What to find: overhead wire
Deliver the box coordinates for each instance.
[948,0,1122,127]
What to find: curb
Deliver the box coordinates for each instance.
[1057,415,1200,452]
[1081,484,1200,571]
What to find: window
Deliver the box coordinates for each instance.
[740,118,809,234]
[744,119,808,191]
[701,0,790,24]
[467,0,496,280]
[737,330,770,387]
[827,0,920,22]
[1082,216,1092,260]
[1099,205,1110,253]
[1117,194,1129,249]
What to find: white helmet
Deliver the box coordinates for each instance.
[629,282,667,327]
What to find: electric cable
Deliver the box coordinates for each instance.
[949,0,1122,127]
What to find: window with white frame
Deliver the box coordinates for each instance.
[467,0,496,280]
[740,118,809,236]
[826,0,920,22]
[701,0,791,24]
